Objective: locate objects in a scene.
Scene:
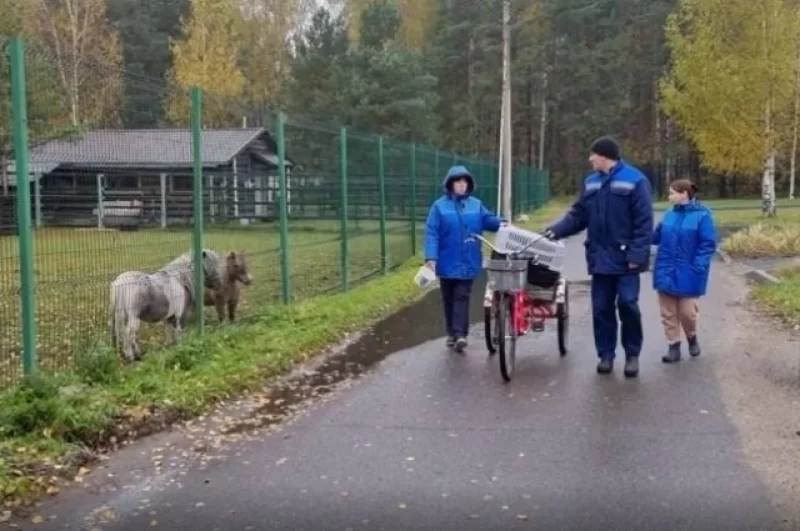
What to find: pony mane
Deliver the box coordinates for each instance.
[158,249,223,291]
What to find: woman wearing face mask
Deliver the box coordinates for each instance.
[652,179,718,363]
[424,165,505,353]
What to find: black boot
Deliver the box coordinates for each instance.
[445,336,456,348]
[687,335,701,357]
[597,358,614,374]
[624,356,639,378]
[662,342,681,363]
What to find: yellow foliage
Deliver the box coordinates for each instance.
[661,0,796,176]
[239,0,299,109]
[346,0,437,51]
[166,0,247,127]
[27,0,123,128]
[0,0,26,35]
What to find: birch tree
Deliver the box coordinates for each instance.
[661,0,795,215]
[29,0,123,128]
[789,8,800,200]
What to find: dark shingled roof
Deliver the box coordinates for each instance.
[28,128,292,168]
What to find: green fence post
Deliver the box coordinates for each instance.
[339,127,349,292]
[189,87,205,334]
[378,136,387,275]
[10,36,36,375]
[409,142,417,257]
[527,167,533,211]
[277,112,291,303]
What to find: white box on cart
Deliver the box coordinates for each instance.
[491,225,566,272]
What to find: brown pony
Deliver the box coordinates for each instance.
[204,251,252,322]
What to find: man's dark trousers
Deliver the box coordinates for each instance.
[440,278,473,338]
[591,273,643,360]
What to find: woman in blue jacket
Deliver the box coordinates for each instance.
[652,179,717,363]
[424,165,504,353]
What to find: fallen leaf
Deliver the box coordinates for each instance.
[517,514,529,521]
[150,519,159,527]
[31,515,45,524]
[397,503,407,510]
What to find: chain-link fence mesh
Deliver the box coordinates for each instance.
[0,36,551,390]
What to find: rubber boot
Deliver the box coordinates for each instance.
[662,342,681,363]
[597,357,614,374]
[688,335,701,357]
[624,356,639,378]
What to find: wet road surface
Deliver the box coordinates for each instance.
[27,235,782,531]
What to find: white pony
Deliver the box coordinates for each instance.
[109,249,223,362]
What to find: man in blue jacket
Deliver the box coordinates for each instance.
[544,137,653,377]
[424,165,504,353]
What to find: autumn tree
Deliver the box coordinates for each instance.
[0,0,65,195]
[28,0,123,128]
[239,0,299,110]
[788,7,800,200]
[165,0,246,127]
[346,0,437,51]
[661,0,796,215]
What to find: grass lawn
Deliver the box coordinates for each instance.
[653,196,800,211]
[654,197,800,227]
[654,197,800,258]
[0,220,416,389]
[752,266,800,329]
[0,258,427,508]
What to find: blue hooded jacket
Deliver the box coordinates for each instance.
[424,165,504,280]
[547,160,654,275]
[652,199,717,298]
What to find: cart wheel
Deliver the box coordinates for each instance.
[497,293,516,382]
[557,282,569,357]
[484,307,496,356]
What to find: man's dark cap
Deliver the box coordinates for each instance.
[590,136,621,161]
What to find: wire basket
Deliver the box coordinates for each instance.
[494,226,566,272]
[485,259,529,292]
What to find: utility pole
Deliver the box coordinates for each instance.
[500,0,513,220]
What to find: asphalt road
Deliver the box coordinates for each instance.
[24,234,783,531]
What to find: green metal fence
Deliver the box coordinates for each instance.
[0,36,551,389]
